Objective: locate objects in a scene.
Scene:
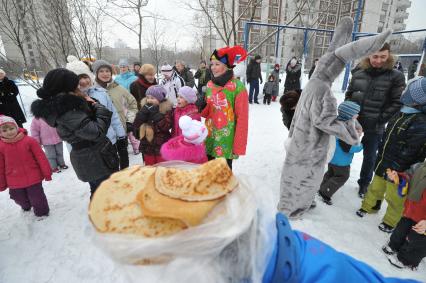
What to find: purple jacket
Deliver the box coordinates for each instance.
[30,118,62,145]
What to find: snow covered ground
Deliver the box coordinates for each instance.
[0,79,425,282]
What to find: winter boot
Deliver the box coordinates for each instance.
[358,185,367,198]
[382,243,395,255]
[318,191,333,205]
[386,254,417,270]
[372,200,382,211]
[356,208,367,217]
[378,222,394,233]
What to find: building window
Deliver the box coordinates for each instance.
[27,44,32,49]
[29,51,34,56]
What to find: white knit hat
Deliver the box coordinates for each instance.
[179,116,208,145]
[0,115,18,128]
[66,55,94,81]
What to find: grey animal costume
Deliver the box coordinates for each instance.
[278,17,392,218]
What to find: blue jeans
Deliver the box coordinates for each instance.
[248,79,259,103]
[358,132,383,188]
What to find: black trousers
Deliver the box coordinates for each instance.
[207,155,233,170]
[88,175,110,198]
[319,164,350,198]
[263,94,272,104]
[116,138,129,170]
[389,217,426,267]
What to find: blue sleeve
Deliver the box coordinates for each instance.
[349,144,363,153]
[265,213,420,283]
[107,97,126,137]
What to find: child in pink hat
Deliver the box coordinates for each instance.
[0,115,51,217]
[172,86,201,137]
[161,115,208,164]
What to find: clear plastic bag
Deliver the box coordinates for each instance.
[91,161,276,283]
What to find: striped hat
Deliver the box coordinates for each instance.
[400,77,426,106]
[337,101,361,121]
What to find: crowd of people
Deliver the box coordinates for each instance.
[0,28,425,279]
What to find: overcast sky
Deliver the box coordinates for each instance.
[108,0,425,50]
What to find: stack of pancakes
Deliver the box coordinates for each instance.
[89,158,238,237]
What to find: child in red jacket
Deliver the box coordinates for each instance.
[382,163,426,269]
[0,116,52,217]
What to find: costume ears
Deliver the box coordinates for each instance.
[335,28,392,63]
[327,16,353,53]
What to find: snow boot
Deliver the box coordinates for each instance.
[310,200,317,209]
[382,243,395,255]
[378,222,394,233]
[318,191,333,205]
[358,185,367,198]
[356,208,367,217]
[386,254,417,270]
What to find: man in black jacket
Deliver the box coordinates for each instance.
[246,55,263,104]
[345,43,406,198]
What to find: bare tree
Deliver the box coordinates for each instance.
[101,0,150,62]
[184,0,262,46]
[68,0,106,59]
[0,0,34,68]
[146,16,168,76]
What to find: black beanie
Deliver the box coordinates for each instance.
[36,68,79,99]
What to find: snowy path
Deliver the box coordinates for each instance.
[0,86,424,282]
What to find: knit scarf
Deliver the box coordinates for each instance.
[137,75,156,88]
[1,129,25,143]
[212,70,234,87]
[408,163,426,202]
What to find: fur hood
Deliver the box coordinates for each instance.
[31,93,89,127]
[358,54,396,71]
[140,97,173,114]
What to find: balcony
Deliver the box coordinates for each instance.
[395,10,409,19]
[393,23,406,31]
[397,0,411,9]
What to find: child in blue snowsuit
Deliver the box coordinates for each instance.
[318,101,363,205]
[263,213,421,283]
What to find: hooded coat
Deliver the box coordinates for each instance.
[278,17,392,218]
[0,129,52,190]
[31,93,117,182]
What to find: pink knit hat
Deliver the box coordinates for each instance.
[178,86,197,104]
[0,115,18,128]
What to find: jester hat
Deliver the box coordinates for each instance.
[210,46,248,68]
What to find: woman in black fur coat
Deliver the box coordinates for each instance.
[31,68,118,197]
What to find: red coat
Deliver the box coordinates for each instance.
[0,129,52,190]
[404,191,426,223]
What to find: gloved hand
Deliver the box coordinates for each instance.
[126,122,134,133]
[151,112,164,123]
[45,175,52,181]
